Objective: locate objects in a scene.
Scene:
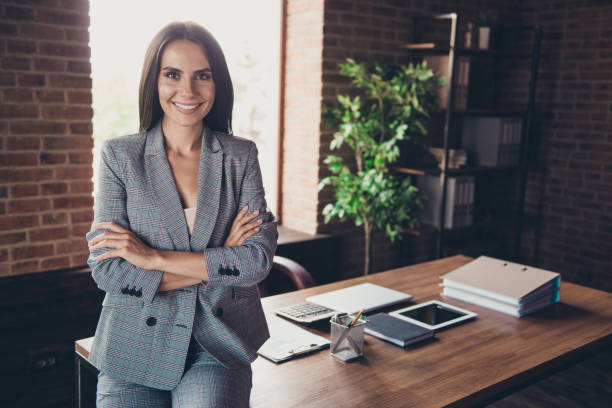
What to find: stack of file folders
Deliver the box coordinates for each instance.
[441,256,561,317]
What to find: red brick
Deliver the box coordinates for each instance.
[41,105,92,120]
[71,209,93,223]
[36,90,65,103]
[12,244,54,261]
[67,60,90,73]
[11,260,40,274]
[42,212,67,225]
[41,256,70,269]
[56,239,86,253]
[0,152,38,166]
[0,231,26,245]
[55,166,92,180]
[40,152,66,165]
[29,226,70,242]
[39,42,90,58]
[10,184,39,198]
[0,104,39,119]
[5,6,35,21]
[41,182,68,195]
[10,121,66,135]
[0,250,8,263]
[67,91,91,104]
[8,198,51,213]
[43,136,92,150]
[69,122,92,134]
[71,253,88,265]
[33,58,66,72]
[5,136,40,150]
[17,73,45,87]
[71,223,90,236]
[0,23,18,36]
[6,39,36,54]
[0,73,16,86]
[0,168,53,183]
[2,57,30,70]
[53,195,93,209]
[69,180,93,194]
[0,214,39,230]
[19,23,64,40]
[68,152,92,164]
[3,89,34,102]
[65,28,89,43]
[0,187,7,198]
[49,74,91,89]
[35,9,89,27]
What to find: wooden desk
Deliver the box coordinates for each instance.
[250,255,612,407]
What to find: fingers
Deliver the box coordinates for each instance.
[93,222,129,234]
[89,231,128,247]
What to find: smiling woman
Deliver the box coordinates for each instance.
[86,21,277,407]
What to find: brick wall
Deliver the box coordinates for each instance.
[0,0,92,276]
[520,0,612,291]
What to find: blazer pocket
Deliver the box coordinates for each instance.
[103,293,145,308]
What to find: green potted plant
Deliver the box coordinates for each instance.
[319,59,443,275]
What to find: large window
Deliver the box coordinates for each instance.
[90,0,281,213]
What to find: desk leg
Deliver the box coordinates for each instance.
[75,354,84,408]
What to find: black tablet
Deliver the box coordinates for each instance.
[390,300,477,330]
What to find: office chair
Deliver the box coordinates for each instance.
[258,256,315,297]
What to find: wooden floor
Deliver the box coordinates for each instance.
[488,346,612,407]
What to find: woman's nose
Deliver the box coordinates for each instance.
[179,78,195,96]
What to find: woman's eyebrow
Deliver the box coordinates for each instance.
[161,66,212,72]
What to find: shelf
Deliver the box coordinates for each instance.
[393,165,519,176]
[401,44,533,58]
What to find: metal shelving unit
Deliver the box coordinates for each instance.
[400,13,542,260]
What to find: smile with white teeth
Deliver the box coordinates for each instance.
[173,102,201,110]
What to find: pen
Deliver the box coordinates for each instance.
[331,310,364,353]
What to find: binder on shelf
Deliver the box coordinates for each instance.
[423,55,470,110]
[440,256,561,317]
[461,116,522,167]
[417,175,475,229]
[364,313,434,347]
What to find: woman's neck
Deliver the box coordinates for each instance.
[161,118,203,155]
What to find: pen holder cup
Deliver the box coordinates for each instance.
[330,314,367,362]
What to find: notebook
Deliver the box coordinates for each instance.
[364,313,434,347]
[274,283,413,323]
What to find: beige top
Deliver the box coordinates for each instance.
[184,208,196,236]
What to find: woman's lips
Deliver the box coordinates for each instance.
[173,101,202,113]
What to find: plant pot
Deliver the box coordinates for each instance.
[478,26,491,50]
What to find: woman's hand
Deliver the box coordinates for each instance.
[89,222,159,270]
[224,206,262,247]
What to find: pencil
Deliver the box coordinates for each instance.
[348,310,364,327]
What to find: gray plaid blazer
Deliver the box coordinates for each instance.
[86,122,277,390]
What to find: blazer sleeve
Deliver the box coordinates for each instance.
[205,142,278,287]
[85,141,163,304]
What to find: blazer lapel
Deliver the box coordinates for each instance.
[190,126,222,251]
[144,122,191,251]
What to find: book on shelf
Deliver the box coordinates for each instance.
[417,174,475,229]
[440,256,561,317]
[461,116,523,167]
[423,56,495,110]
[364,313,434,347]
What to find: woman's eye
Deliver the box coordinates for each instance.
[165,71,179,79]
[196,72,211,80]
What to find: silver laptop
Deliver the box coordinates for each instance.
[274,283,413,323]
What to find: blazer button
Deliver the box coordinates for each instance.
[146,317,157,326]
[135,289,142,298]
[129,287,136,296]
[232,268,239,276]
[121,287,129,294]
[215,307,223,317]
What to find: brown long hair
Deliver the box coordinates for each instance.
[138,21,233,133]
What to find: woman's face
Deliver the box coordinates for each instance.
[157,39,216,131]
